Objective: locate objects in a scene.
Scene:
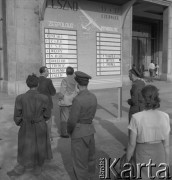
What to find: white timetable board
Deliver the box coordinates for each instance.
[44,28,77,78]
[96,32,121,76]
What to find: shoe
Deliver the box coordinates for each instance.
[32,166,42,176]
[7,169,22,177]
[60,135,69,138]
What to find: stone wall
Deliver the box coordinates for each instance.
[6,0,42,94]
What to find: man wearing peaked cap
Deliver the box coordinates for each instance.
[74,71,92,86]
[129,67,141,78]
[67,71,97,180]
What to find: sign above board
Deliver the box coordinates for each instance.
[45,0,122,33]
[46,0,121,15]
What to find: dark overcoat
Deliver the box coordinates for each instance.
[14,90,52,167]
[128,79,146,122]
[37,76,56,109]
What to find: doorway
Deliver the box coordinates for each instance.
[132,20,161,76]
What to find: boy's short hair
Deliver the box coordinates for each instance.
[66,66,74,75]
[26,74,39,88]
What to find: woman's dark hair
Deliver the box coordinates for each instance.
[66,66,74,75]
[141,85,160,110]
[26,73,39,88]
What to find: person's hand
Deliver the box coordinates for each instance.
[58,92,64,100]
[127,99,132,105]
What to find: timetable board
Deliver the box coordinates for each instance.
[44,29,77,78]
[97,32,121,76]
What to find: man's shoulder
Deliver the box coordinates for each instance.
[61,77,68,83]
[39,76,51,81]
[37,92,49,100]
[47,78,53,83]
[16,93,24,100]
[89,91,97,98]
[77,90,97,100]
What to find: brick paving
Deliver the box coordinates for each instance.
[0,80,172,180]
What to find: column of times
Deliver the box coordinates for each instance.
[97,32,121,76]
[44,29,77,78]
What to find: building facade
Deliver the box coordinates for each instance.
[0,0,172,94]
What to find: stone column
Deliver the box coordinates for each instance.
[162,5,172,81]
[0,0,8,92]
[6,0,42,94]
[122,7,133,85]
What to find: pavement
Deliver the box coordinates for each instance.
[0,79,172,180]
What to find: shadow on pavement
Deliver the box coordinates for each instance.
[95,116,128,148]
[111,103,129,115]
[97,104,117,118]
[56,138,75,180]
[56,137,116,180]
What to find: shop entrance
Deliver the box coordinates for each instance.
[132,20,161,76]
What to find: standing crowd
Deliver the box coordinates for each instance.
[6,65,170,180]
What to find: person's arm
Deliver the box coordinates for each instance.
[130,84,139,106]
[126,130,137,162]
[59,79,67,97]
[162,135,170,165]
[126,116,138,162]
[67,98,81,135]
[43,97,51,121]
[14,95,23,126]
[48,79,56,96]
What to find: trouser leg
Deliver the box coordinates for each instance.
[71,137,90,180]
[60,106,71,136]
[149,70,153,82]
[88,135,96,179]
[47,112,53,140]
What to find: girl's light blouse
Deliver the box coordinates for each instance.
[128,110,171,143]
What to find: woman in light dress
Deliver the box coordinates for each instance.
[126,85,170,179]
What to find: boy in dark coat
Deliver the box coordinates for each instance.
[7,74,52,177]
[37,66,56,141]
